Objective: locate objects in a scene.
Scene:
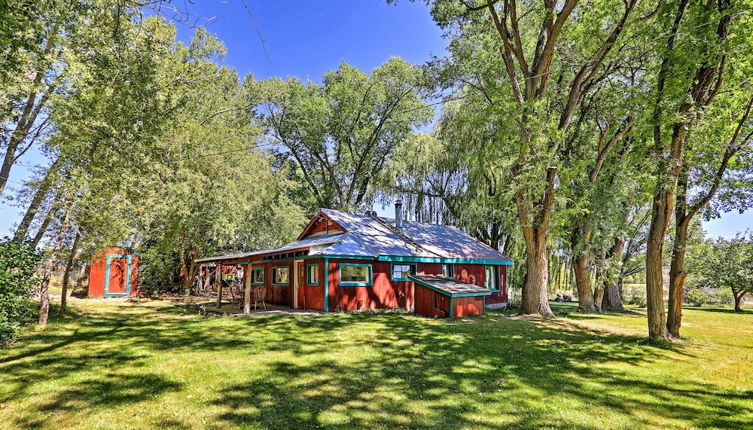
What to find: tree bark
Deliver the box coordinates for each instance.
[31,203,58,248]
[645,168,675,340]
[39,210,71,326]
[76,262,89,289]
[60,231,82,316]
[13,159,62,241]
[519,227,554,317]
[733,289,744,312]
[573,252,596,312]
[667,174,690,337]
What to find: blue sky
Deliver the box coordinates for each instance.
[1,0,750,238]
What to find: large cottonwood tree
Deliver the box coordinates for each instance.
[255,58,431,212]
[416,0,650,315]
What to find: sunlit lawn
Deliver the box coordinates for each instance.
[1,299,751,429]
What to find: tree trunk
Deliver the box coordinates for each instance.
[13,160,62,241]
[31,204,58,248]
[733,289,744,312]
[60,231,82,316]
[645,175,674,340]
[573,253,596,312]
[603,237,626,311]
[76,262,89,289]
[603,281,623,311]
[39,210,71,326]
[519,230,554,317]
[667,217,689,337]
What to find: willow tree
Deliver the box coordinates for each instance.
[255,58,431,212]
[415,0,651,315]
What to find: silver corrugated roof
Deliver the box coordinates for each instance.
[195,209,512,264]
[321,209,512,261]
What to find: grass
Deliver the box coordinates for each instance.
[1,300,751,429]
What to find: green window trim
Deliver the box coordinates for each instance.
[306,263,320,286]
[338,263,373,287]
[441,263,454,278]
[485,265,500,291]
[390,262,417,282]
[272,266,290,286]
[251,268,265,285]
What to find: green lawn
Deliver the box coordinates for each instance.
[1,300,751,429]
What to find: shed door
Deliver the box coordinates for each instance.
[105,255,131,295]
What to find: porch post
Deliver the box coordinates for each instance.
[216,262,222,308]
[244,264,252,314]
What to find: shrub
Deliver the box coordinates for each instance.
[685,289,709,307]
[625,288,647,307]
[0,238,42,347]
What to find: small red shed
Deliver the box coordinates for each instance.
[410,275,491,318]
[88,248,139,297]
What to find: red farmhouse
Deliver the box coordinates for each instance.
[195,203,512,317]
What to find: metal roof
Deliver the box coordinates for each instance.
[409,275,492,297]
[321,209,512,261]
[194,209,513,264]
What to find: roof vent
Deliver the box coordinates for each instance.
[365,210,377,217]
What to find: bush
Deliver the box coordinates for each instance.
[0,238,41,347]
[685,289,709,307]
[625,287,647,307]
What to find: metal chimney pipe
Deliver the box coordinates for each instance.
[395,200,403,229]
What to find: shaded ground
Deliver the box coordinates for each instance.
[0,299,751,429]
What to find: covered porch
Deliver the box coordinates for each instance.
[194,247,318,315]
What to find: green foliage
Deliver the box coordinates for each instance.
[255,58,431,212]
[697,233,753,310]
[0,238,41,346]
[685,289,709,307]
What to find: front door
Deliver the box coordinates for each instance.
[297,262,306,309]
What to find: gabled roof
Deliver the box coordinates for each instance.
[319,209,512,262]
[194,208,513,264]
[409,275,492,297]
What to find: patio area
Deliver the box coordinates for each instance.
[198,301,321,317]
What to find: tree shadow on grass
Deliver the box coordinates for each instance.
[13,373,183,429]
[2,301,750,429]
[207,313,750,429]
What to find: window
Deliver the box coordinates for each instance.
[307,264,319,286]
[339,264,372,286]
[251,268,265,285]
[485,265,499,291]
[272,266,289,285]
[441,263,454,278]
[391,263,417,281]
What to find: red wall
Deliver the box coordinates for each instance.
[87,248,139,297]
[244,258,509,314]
[453,296,485,317]
[414,284,450,317]
[455,263,508,305]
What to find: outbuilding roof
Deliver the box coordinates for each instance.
[409,275,493,297]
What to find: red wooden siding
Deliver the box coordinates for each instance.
[329,259,414,311]
[302,259,324,311]
[414,284,450,317]
[248,259,324,310]
[453,296,485,317]
[87,247,139,297]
